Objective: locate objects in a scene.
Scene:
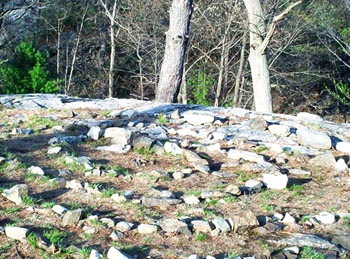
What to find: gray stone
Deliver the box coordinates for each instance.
[107,247,133,259]
[228,210,259,233]
[173,171,185,179]
[116,221,134,232]
[131,133,154,150]
[297,112,323,122]
[314,212,336,224]
[137,224,158,234]
[263,173,288,190]
[249,116,268,131]
[96,144,131,153]
[336,142,350,153]
[160,218,191,235]
[288,169,311,176]
[28,166,45,176]
[65,180,83,190]
[309,152,336,168]
[245,179,263,193]
[192,162,211,174]
[273,233,335,249]
[224,184,241,196]
[183,149,209,165]
[90,249,103,259]
[142,196,182,209]
[282,213,296,225]
[104,127,132,145]
[183,110,215,125]
[48,135,85,145]
[268,124,290,137]
[110,231,123,241]
[184,195,200,205]
[200,190,224,199]
[191,220,212,233]
[332,235,350,250]
[164,142,183,155]
[62,209,82,226]
[100,218,115,228]
[2,184,28,205]
[87,126,102,140]
[188,255,200,259]
[5,226,28,240]
[170,109,180,120]
[52,205,68,215]
[335,158,348,172]
[212,217,230,233]
[297,127,331,150]
[47,146,62,154]
[111,193,127,203]
[227,149,270,167]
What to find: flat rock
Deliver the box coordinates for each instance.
[116,221,134,232]
[131,133,154,150]
[191,220,212,233]
[137,224,158,234]
[309,152,336,168]
[95,144,131,153]
[28,166,45,176]
[184,195,200,205]
[228,210,259,233]
[87,126,102,140]
[52,204,68,215]
[160,218,191,235]
[2,184,28,205]
[336,142,350,153]
[273,233,335,249]
[297,127,331,150]
[62,209,82,226]
[183,110,215,125]
[263,173,288,190]
[5,226,28,240]
[90,249,103,259]
[107,247,133,259]
[212,217,230,233]
[335,158,348,172]
[268,124,290,137]
[104,127,132,145]
[332,235,350,250]
[249,116,268,131]
[227,149,266,164]
[142,196,182,209]
[314,211,336,224]
[164,142,183,155]
[297,112,323,122]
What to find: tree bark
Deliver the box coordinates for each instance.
[243,0,272,113]
[156,0,193,103]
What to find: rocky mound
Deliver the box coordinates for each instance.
[0,94,350,259]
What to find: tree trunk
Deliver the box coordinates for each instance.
[243,0,272,113]
[233,31,247,106]
[156,0,193,103]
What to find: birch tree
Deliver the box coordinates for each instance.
[243,0,303,113]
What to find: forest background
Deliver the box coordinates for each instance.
[0,0,349,118]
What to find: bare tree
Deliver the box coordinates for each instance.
[156,0,194,103]
[243,0,303,113]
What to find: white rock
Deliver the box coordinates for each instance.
[184,195,200,205]
[315,212,336,224]
[297,127,331,150]
[110,231,123,241]
[245,179,263,192]
[104,127,132,145]
[164,142,183,155]
[83,226,96,234]
[52,205,68,215]
[183,110,215,125]
[205,143,222,153]
[66,180,83,190]
[212,131,226,140]
[263,174,288,190]
[268,124,290,137]
[336,142,350,153]
[282,213,296,224]
[47,146,62,154]
[2,184,28,205]
[87,126,102,140]
[297,112,323,122]
[28,166,45,176]
[227,149,265,164]
[191,220,212,233]
[90,249,103,259]
[172,171,184,180]
[288,169,311,176]
[335,158,348,172]
[107,247,133,259]
[188,255,200,259]
[116,221,134,232]
[5,226,28,240]
[137,224,158,234]
[269,143,284,153]
[206,256,216,259]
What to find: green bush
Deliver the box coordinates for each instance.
[325,80,350,105]
[187,71,214,106]
[0,41,59,94]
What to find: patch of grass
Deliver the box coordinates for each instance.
[41,201,56,208]
[203,208,219,220]
[66,202,82,210]
[0,241,13,257]
[2,206,20,216]
[300,215,311,223]
[261,204,276,212]
[157,113,169,124]
[27,232,39,249]
[287,184,304,197]
[22,195,40,206]
[0,161,9,173]
[205,198,218,206]
[256,145,267,153]
[79,247,92,259]
[222,195,239,203]
[25,115,62,130]
[135,147,156,157]
[101,187,116,198]
[43,228,66,246]
[194,232,208,242]
[111,241,149,255]
[23,172,36,182]
[185,189,202,197]
[236,170,251,182]
[300,246,326,259]
[89,218,105,227]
